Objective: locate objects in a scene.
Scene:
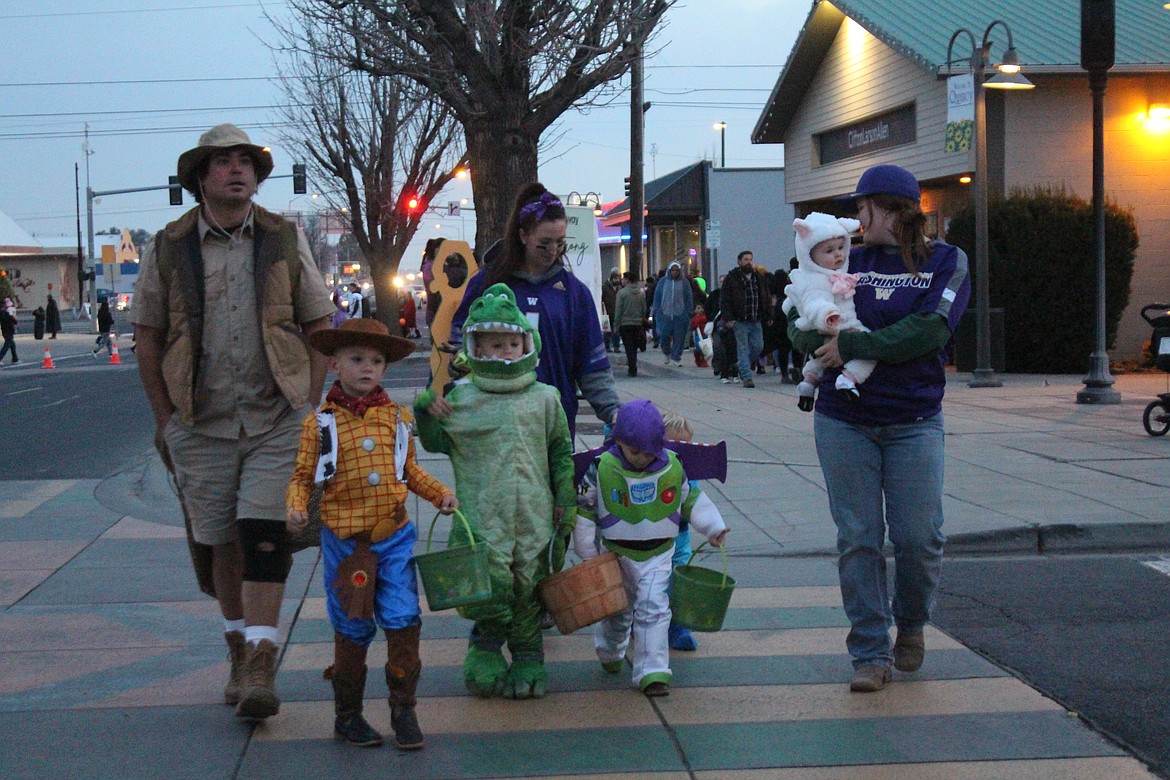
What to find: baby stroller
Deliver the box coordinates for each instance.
[1141,303,1170,436]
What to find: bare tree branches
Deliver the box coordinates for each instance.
[269,5,467,331]
[288,0,674,249]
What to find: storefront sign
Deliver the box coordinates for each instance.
[817,104,916,165]
[945,73,975,153]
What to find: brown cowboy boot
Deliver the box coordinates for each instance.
[235,638,281,719]
[223,630,247,705]
[326,634,382,747]
[385,625,424,750]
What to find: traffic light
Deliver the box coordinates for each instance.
[1081,0,1115,71]
[624,177,631,198]
[404,194,425,214]
[168,175,183,206]
[292,163,307,194]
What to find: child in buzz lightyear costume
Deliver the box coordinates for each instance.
[414,283,576,700]
[572,399,728,697]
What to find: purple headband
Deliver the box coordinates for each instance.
[517,191,563,225]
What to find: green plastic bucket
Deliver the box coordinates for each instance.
[670,541,735,632]
[414,509,492,611]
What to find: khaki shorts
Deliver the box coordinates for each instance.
[164,410,303,546]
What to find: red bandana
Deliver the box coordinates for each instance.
[326,381,391,418]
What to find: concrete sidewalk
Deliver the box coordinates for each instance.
[1,363,1166,778]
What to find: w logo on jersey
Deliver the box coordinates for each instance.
[874,288,895,301]
[527,297,538,306]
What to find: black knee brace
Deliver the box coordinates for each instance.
[239,518,293,583]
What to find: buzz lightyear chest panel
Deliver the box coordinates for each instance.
[596,455,683,537]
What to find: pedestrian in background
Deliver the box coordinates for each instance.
[45,290,61,340]
[133,123,334,720]
[787,164,971,693]
[721,250,772,387]
[614,271,646,377]
[602,268,620,353]
[92,300,114,357]
[651,261,692,366]
[0,297,18,364]
[33,306,45,340]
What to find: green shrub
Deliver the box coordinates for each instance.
[945,186,1137,373]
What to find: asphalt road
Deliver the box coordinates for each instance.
[934,553,1170,779]
[0,352,434,481]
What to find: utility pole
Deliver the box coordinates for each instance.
[629,41,646,279]
[74,163,87,319]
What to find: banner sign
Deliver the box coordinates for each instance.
[817,104,916,165]
[945,73,975,153]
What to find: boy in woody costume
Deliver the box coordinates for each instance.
[413,283,576,700]
[287,317,458,749]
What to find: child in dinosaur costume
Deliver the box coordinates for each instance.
[414,283,576,699]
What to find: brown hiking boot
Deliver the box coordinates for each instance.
[223,630,247,706]
[235,639,281,719]
[893,632,925,672]
[849,664,891,693]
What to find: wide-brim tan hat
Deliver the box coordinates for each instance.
[176,124,275,193]
[310,317,416,362]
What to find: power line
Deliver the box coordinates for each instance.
[0,2,268,20]
[0,77,271,88]
[1,105,283,120]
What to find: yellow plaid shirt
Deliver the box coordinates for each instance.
[287,400,451,542]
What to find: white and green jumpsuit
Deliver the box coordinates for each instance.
[573,450,726,690]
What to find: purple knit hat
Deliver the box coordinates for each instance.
[611,399,666,460]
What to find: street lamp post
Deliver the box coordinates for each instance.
[945,21,1034,388]
[713,121,726,167]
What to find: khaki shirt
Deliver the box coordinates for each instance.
[134,210,334,439]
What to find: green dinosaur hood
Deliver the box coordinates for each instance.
[460,283,541,384]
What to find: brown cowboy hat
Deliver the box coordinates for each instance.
[310,317,416,362]
[176,124,275,194]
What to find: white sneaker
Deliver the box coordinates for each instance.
[720,377,731,384]
[732,376,741,383]
[672,360,683,367]
[664,356,671,365]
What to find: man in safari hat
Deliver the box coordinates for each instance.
[133,123,335,720]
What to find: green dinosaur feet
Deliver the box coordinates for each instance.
[462,646,508,698]
[503,657,548,700]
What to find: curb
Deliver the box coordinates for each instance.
[947,522,1170,556]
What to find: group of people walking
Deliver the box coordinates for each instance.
[131,122,969,753]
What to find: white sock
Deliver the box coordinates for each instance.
[797,381,816,397]
[245,625,280,646]
[224,618,246,635]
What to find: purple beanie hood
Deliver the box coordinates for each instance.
[609,399,667,468]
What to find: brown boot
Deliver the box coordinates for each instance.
[223,630,247,706]
[385,625,424,750]
[327,635,382,747]
[235,638,281,719]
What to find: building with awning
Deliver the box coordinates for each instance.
[602,161,793,284]
[752,0,1170,359]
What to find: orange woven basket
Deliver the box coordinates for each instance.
[537,551,629,634]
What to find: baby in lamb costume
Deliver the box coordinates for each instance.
[782,212,874,411]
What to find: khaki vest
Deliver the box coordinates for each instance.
[154,205,309,426]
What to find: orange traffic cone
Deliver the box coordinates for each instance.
[109,335,121,365]
[41,344,55,369]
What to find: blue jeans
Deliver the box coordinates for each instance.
[732,320,763,380]
[658,314,689,362]
[813,412,946,669]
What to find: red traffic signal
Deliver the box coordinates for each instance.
[407,197,420,210]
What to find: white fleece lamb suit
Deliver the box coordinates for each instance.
[781,213,876,390]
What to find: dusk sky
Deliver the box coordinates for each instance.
[0,0,809,264]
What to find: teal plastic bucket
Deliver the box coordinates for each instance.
[670,541,735,632]
[414,509,492,611]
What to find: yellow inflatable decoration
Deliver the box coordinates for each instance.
[425,239,477,395]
